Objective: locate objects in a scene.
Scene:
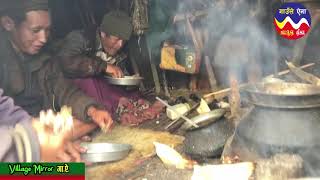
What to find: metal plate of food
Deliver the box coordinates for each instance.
[80,143,132,163]
[104,75,143,86]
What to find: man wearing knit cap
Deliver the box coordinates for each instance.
[57,10,138,115]
[0,0,114,161]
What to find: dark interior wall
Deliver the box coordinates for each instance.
[49,0,84,38]
[48,0,159,88]
[49,0,315,91]
[49,0,130,38]
[48,0,224,90]
[47,0,278,90]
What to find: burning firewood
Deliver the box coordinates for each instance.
[222,154,241,164]
[229,73,241,120]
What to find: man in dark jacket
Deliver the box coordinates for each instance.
[0,0,113,136]
[57,10,138,114]
[0,88,85,162]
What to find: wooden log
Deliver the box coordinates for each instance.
[173,9,209,23]
[204,56,218,91]
[286,61,320,86]
[147,47,161,94]
[228,73,241,119]
[203,62,315,103]
[194,27,204,50]
[129,53,145,91]
[161,70,170,97]
[186,18,201,91]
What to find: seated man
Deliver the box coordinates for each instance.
[57,10,164,125]
[0,0,113,137]
[0,88,84,162]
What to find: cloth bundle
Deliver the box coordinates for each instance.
[116,97,165,126]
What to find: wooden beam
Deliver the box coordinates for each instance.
[203,62,315,103]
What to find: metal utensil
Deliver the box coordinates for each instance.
[182,108,226,131]
[165,101,201,131]
[104,75,143,86]
[156,97,199,128]
[81,143,132,163]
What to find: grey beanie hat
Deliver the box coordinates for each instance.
[24,0,49,12]
[100,10,133,40]
[0,0,48,14]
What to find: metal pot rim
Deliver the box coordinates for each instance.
[245,82,320,97]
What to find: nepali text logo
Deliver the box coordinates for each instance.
[274,3,311,40]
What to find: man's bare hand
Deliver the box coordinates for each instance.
[105,64,123,78]
[32,119,86,162]
[56,141,87,162]
[87,107,113,132]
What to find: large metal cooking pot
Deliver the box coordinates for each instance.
[232,82,320,176]
[244,82,320,108]
[236,107,320,154]
[236,82,320,157]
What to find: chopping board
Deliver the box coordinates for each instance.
[86,125,184,179]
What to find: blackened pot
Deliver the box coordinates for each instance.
[236,82,320,156]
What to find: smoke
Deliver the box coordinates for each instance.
[204,0,280,85]
[181,0,320,177]
[144,0,320,176]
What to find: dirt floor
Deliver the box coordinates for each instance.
[85,88,221,180]
[85,115,194,180]
[118,158,194,180]
[87,157,194,180]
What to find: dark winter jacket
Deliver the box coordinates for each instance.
[0,29,102,122]
[57,26,128,78]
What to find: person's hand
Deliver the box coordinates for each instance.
[105,64,123,78]
[56,141,87,162]
[87,106,113,132]
[32,119,86,162]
